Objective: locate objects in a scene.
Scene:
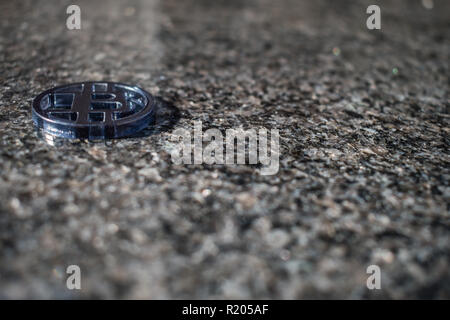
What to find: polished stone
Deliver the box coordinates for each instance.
[0,0,448,299]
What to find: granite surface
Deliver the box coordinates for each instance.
[0,0,449,299]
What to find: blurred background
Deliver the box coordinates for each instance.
[0,0,449,299]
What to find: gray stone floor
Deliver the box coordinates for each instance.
[0,0,448,299]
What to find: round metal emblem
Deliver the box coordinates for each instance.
[32,82,156,139]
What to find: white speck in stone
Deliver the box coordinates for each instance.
[280,249,291,261]
[138,167,162,182]
[201,189,211,197]
[266,229,290,249]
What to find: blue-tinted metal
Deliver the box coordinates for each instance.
[32,82,156,139]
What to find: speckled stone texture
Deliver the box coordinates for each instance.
[0,0,449,299]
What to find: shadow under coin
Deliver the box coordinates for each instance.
[124,96,180,138]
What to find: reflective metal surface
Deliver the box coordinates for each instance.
[32,82,156,139]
